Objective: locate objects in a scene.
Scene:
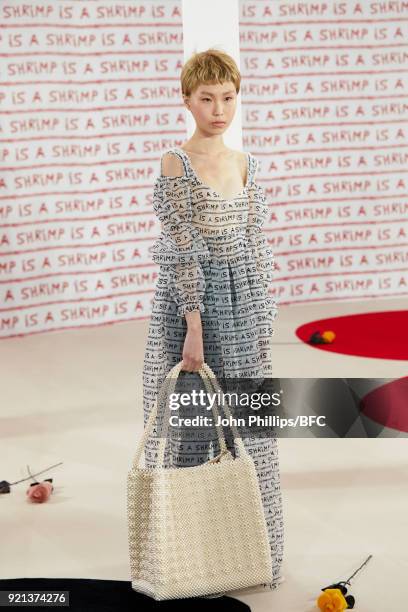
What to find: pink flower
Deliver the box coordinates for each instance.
[26,480,53,503]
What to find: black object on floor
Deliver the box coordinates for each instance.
[0,578,251,611]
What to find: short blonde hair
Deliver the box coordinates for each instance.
[180,48,241,98]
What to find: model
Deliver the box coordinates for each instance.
[142,48,284,592]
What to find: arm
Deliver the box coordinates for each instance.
[246,192,278,327]
[152,152,209,322]
[247,217,276,293]
[245,158,276,293]
[151,152,208,369]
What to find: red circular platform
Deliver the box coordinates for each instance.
[296,310,408,361]
[360,377,408,433]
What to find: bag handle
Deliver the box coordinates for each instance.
[131,361,225,470]
[131,361,247,470]
[199,362,247,459]
[156,361,247,467]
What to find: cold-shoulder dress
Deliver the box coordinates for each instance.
[142,146,284,591]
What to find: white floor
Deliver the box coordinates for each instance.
[1,296,407,611]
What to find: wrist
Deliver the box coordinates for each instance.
[185,309,202,331]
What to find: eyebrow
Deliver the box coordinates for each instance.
[199,90,236,95]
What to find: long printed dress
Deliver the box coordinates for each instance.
[142,146,284,591]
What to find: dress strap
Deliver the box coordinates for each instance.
[247,152,258,183]
[160,147,194,179]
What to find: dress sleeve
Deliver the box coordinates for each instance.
[245,157,276,293]
[150,173,210,317]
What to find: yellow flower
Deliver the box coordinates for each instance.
[321,330,336,343]
[317,588,348,611]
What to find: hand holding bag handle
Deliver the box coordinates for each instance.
[131,360,248,470]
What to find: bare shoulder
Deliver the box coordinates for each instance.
[161,151,185,177]
[230,148,249,164]
[230,149,250,177]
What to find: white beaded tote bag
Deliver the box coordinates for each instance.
[127,360,273,600]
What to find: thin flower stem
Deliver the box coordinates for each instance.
[27,465,38,484]
[344,554,373,585]
[9,462,63,486]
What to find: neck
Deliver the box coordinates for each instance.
[185,133,227,155]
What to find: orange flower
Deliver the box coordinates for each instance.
[321,330,336,343]
[317,588,348,611]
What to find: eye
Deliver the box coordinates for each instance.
[201,97,234,101]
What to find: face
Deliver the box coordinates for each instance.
[183,81,237,133]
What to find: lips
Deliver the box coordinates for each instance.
[212,122,225,126]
